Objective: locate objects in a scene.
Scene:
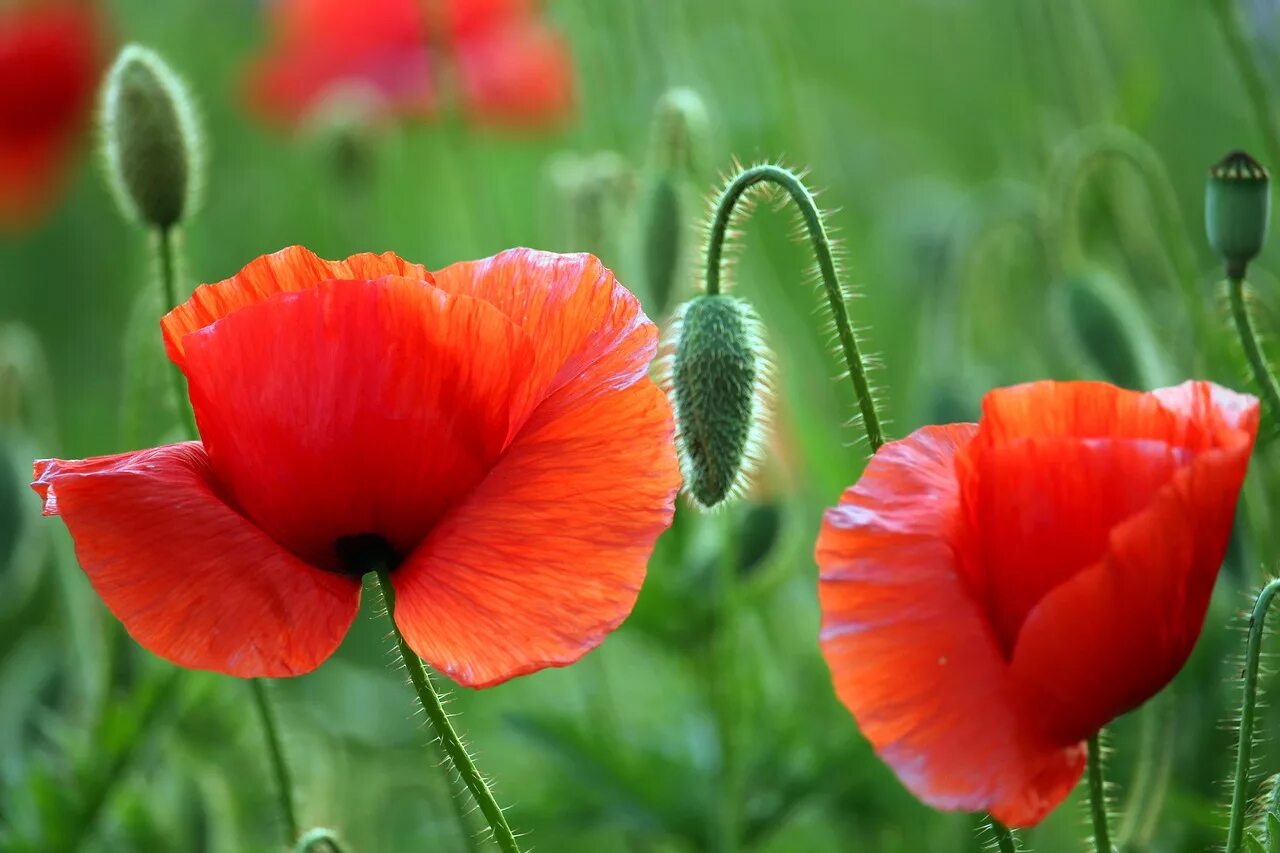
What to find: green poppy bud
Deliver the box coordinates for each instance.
[1206,150,1270,279]
[101,45,203,230]
[665,293,771,509]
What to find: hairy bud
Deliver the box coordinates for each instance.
[664,293,771,508]
[101,45,203,230]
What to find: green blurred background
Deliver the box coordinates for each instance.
[5,0,1280,850]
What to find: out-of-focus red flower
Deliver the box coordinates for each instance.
[33,247,678,687]
[0,1,102,228]
[816,381,1258,826]
[247,0,574,128]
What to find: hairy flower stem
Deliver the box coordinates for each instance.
[155,228,302,847]
[251,678,300,844]
[154,228,197,438]
[1226,579,1280,853]
[1228,276,1280,426]
[1210,0,1280,170]
[988,817,1017,853]
[374,571,521,853]
[704,164,885,451]
[1088,733,1113,853]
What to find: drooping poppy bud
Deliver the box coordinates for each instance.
[1206,150,1270,278]
[101,45,203,230]
[665,293,771,508]
[638,88,707,315]
[1051,266,1169,390]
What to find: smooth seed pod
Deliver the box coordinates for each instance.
[1207,150,1271,278]
[666,293,771,509]
[101,45,203,230]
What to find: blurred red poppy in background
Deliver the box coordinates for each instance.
[247,0,573,128]
[0,0,102,229]
[33,246,678,687]
[816,381,1258,826]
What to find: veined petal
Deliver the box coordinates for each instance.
[817,425,1085,826]
[32,443,360,677]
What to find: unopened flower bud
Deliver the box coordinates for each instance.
[665,293,771,508]
[101,45,203,230]
[1206,150,1270,279]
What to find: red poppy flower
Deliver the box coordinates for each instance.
[246,0,573,127]
[33,247,679,687]
[0,1,101,228]
[816,381,1258,826]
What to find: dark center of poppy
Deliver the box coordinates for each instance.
[333,533,403,577]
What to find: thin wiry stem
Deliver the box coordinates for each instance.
[154,228,197,438]
[156,229,301,847]
[1226,579,1280,853]
[251,678,300,845]
[1228,276,1280,426]
[1210,0,1280,170]
[703,163,885,451]
[987,816,1018,853]
[375,571,521,853]
[1088,734,1113,853]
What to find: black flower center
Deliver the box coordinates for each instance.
[333,533,403,577]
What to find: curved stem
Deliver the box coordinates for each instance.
[154,227,302,847]
[154,228,198,438]
[251,678,300,845]
[374,571,521,853]
[1210,0,1280,170]
[987,817,1018,853]
[1088,733,1113,853]
[1229,276,1280,425]
[704,164,885,451]
[1226,579,1280,853]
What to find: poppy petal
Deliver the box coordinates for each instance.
[430,250,643,425]
[454,22,574,126]
[181,275,539,568]
[388,307,678,688]
[817,425,1086,826]
[32,443,360,677]
[162,246,431,367]
[1009,384,1259,743]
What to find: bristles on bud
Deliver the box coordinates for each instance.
[661,294,772,509]
[101,45,203,230]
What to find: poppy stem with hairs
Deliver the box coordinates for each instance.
[154,229,302,846]
[250,678,300,843]
[703,164,886,452]
[1225,579,1280,853]
[1209,0,1280,170]
[987,817,1018,853]
[1087,733,1113,853]
[155,228,198,439]
[1227,276,1280,426]
[373,570,522,853]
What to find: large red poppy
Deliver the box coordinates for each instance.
[247,0,573,128]
[816,381,1258,826]
[0,1,101,228]
[33,247,679,687]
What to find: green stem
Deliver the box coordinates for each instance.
[1229,276,1280,425]
[987,817,1018,853]
[704,163,885,451]
[251,678,300,845]
[1226,579,1280,853]
[155,228,302,847]
[1210,0,1280,170]
[374,571,521,853]
[1088,733,1113,853]
[153,228,198,438]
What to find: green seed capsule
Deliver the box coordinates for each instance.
[667,294,770,509]
[1206,150,1270,279]
[101,45,203,230]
